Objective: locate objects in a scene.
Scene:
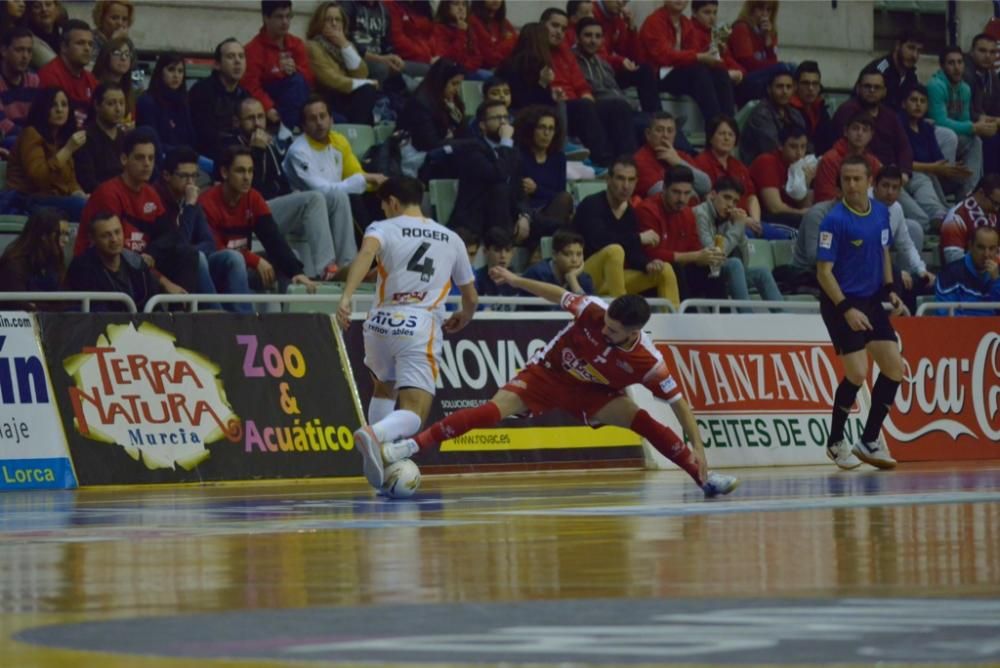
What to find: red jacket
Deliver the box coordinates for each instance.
[693,150,756,210]
[635,195,702,263]
[77,177,166,256]
[592,1,638,71]
[386,1,436,63]
[727,20,778,73]
[638,7,700,69]
[468,14,517,69]
[433,23,482,72]
[813,139,882,203]
[550,43,591,101]
[633,143,698,199]
[242,28,315,113]
[689,20,743,73]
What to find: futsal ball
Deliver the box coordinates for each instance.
[382,459,421,499]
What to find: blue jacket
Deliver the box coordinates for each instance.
[927,70,974,136]
[933,254,1000,315]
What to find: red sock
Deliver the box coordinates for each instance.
[630,409,704,486]
[414,401,503,451]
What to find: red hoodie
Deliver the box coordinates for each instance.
[386,1,436,63]
[727,20,778,73]
[433,23,483,72]
[468,14,517,69]
[689,19,744,73]
[242,27,315,113]
[638,6,700,70]
[591,1,638,71]
[550,42,591,101]
[635,195,702,263]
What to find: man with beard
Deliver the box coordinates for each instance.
[190,38,250,163]
[833,67,944,230]
[449,100,527,237]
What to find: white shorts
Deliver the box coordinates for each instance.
[362,307,442,395]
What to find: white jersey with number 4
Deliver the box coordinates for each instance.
[365,215,475,313]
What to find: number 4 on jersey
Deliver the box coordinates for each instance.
[407,242,436,282]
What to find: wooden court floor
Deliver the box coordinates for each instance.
[0,461,998,668]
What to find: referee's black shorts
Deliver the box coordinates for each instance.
[819,293,898,356]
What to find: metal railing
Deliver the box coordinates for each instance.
[0,291,137,312]
[678,298,820,314]
[916,301,1000,316]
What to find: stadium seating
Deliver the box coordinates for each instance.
[460,80,484,119]
[337,124,377,159]
[770,239,796,268]
[570,180,607,202]
[746,238,776,272]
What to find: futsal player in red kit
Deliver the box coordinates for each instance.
[362,265,740,498]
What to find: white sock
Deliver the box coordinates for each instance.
[372,409,421,444]
[368,397,395,426]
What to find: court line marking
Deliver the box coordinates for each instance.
[487,490,1000,517]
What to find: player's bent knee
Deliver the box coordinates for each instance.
[491,389,528,418]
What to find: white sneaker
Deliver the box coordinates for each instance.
[852,438,897,470]
[383,438,418,465]
[827,440,862,470]
[353,426,385,489]
[702,471,740,498]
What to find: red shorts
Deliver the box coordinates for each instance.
[502,364,624,424]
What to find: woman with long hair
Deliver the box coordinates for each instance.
[91,0,134,60]
[305,2,378,125]
[399,58,468,179]
[513,105,573,243]
[433,0,489,79]
[0,0,26,33]
[93,35,137,122]
[0,207,69,303]
[495,22,556,111]
[728,0,793,101]
[136,51,197,156]
[469,0,517,70]
[5,87,87,220]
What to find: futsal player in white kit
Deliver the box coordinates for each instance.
[336,177,479,489]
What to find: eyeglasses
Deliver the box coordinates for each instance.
[110,49,131,59]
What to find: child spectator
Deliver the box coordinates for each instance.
[520,228,594,296]
[469,0,517,70]
[305,2,378,125]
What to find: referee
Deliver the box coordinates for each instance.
[816,156,908,471]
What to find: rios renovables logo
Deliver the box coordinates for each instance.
[62,322,239,470]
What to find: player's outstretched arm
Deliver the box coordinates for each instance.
[669,397,708,482]
[336,236,381,330]
[489,265,567,304]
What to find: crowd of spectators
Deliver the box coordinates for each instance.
[0,0,997,315]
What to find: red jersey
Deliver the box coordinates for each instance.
[750,149,799,207]
[942,196,999,257]
[468,15,517,69]
[37,57,96,128]
[198,184,271,269]
[638,7,700,70]
[528,293,682,403]
[633,143,697,199]
[77,177,165,255]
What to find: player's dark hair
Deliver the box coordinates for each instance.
[938,45,964,67]
[608,294,650,329]
[219,144,253,171]
[611,154,637,173]
[714,176,744,196]
[163,146,200,174]
[875,164,903,185]
[540,7,568,22]
[845,112,873,130]
[376,176,425,206]
[664,164,695,187]
[691,1,719,11]
[840,155,871,176]
[483,226,513,250]
[575,17,601,37]
[122,127,157,156]
[452,226,480,247]
[778,124,807,144]
[261,1,292,19]
[794,60,821,81]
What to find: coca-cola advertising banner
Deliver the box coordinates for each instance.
[888,318,999,461]
[345,315,643,470]
[637,314,1000,468]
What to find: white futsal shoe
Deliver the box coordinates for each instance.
[852,438,897,470]
[702,471,740,498]
[354,426,385,489]
[383,438,419,465]
[827,440,862,470]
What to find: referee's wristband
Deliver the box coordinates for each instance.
[835,299,852,316]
